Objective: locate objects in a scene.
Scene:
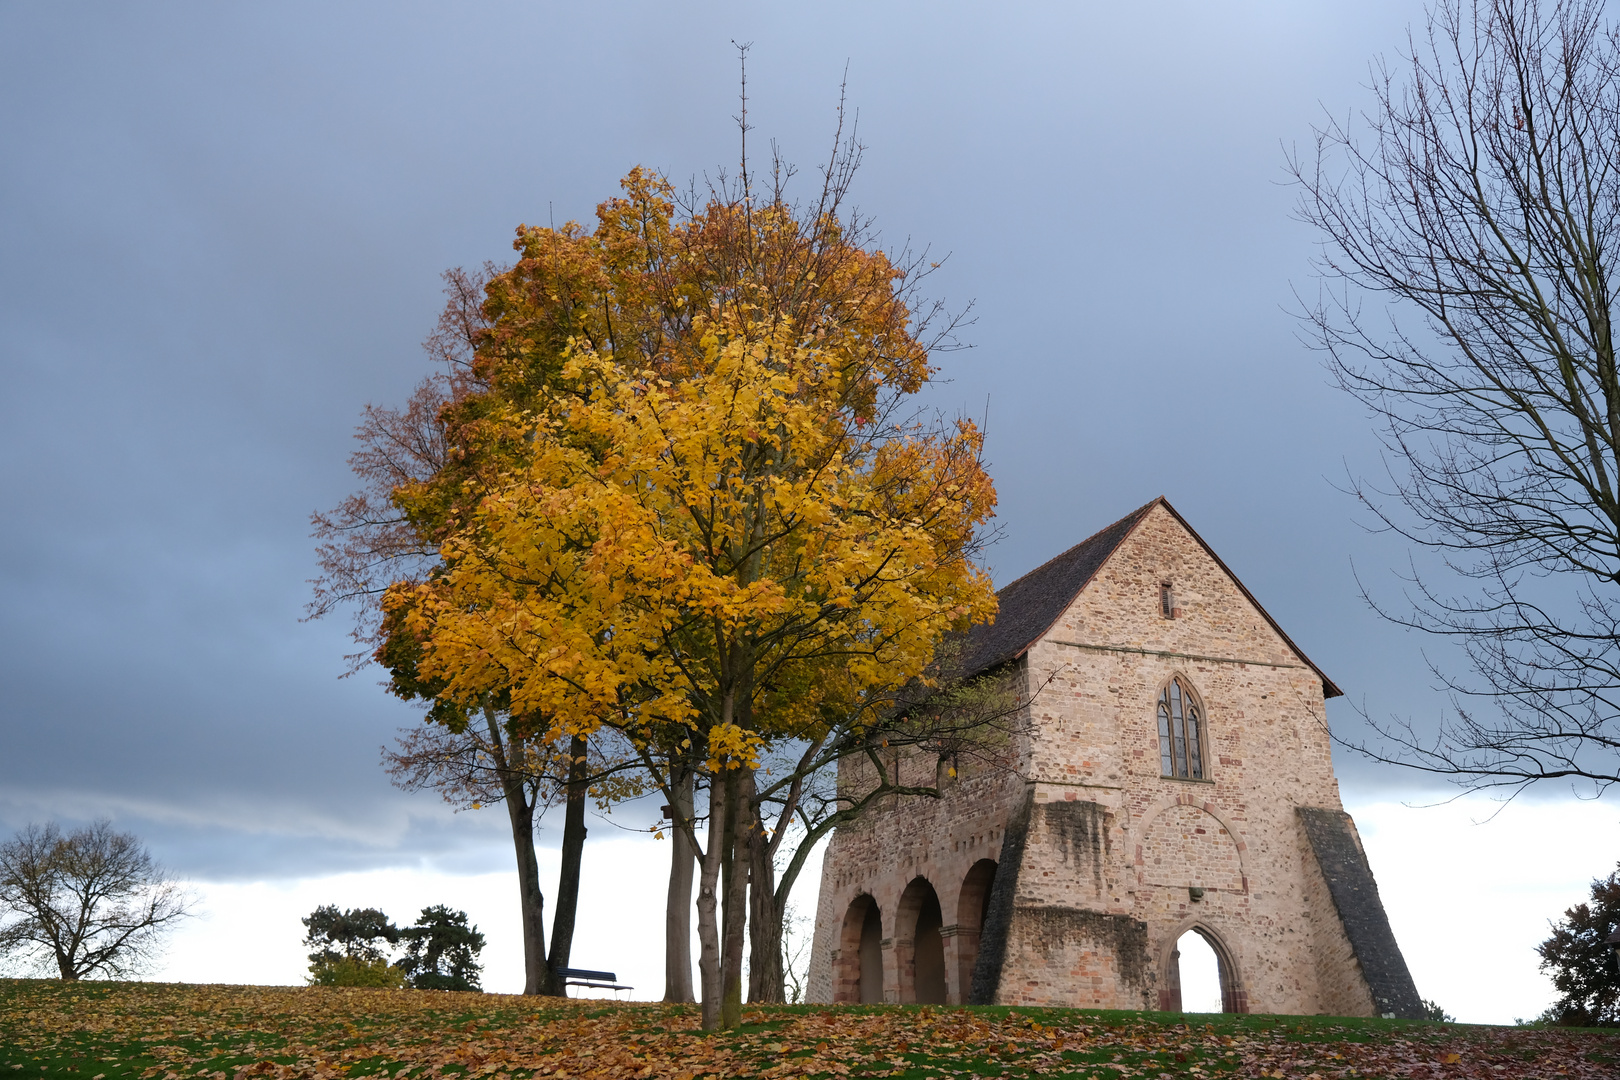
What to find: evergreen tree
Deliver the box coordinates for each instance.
[397,905,485,991]
[302,905,402,986]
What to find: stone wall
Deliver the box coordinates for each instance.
[807,764,1023,1005]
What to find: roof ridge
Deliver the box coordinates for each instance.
[1151,498,1343,698]
[993,496,1162,594]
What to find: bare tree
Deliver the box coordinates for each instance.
[0,820,192,980]
[1292,0,1620,797]
[307,264,494,670]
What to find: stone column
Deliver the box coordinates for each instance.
[828,948,849,1004]
[939,923,979,1005]
[1157,947,1182,1012]
[892,936,915,1004]
[881,937,899,1004]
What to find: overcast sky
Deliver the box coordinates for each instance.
[2,0,1615,1023]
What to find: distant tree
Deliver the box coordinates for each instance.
[302,905,402,986]
[397,905,486,991]
[1423,998,1456,1022]
[1538,863,1620,1026]
[0,820,192,981]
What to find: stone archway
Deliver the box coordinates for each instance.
[949,859,997,1004]
[1157,920,1249,1014]
[834,894,885,1003]
[895,877,947,1004]
[1132,795,1249,895]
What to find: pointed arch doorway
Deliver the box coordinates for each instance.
[1158,922,1248,1014]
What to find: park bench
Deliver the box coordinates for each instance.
[556,967,633,997]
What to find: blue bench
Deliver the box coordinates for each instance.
[556,967,633,997]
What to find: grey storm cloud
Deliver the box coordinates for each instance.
[0,0,1445,883]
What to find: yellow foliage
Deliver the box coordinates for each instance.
[406,322,996,751]
[385,165,998,786]
[706,723,765,772]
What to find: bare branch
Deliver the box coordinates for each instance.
[1292,0,1620,795]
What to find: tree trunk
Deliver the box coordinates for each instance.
[485,708,548,996]
[719,766,751,1029]
[746,795,784,1003]
[696,765,725,1030]
[545,733,589,996]
[664,758,696,1003]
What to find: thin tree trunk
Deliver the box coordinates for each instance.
[545,733,589,996]
[664,758,696,1003]
[696,765,725,1030]
[486,708,548,996]
[746,795,784,1003]
[720,766,751,1029]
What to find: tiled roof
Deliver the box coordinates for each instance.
[955,500,1157,677]
[955,498,1342,699]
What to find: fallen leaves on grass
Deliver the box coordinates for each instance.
[1,980,1617,1080]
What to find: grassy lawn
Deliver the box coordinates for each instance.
[3,979,1617,1079]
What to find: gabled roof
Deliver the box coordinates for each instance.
[957,497,1342,699]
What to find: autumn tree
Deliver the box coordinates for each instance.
[321,70,999,1024]
[394,145,1000,1027]
[1292,0,1620,796]
[1538,863,1620,1026]
[0,820,192,981]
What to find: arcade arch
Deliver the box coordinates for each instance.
[955,859,997,1002]
[895,877,947,1004]
[835,894,885,1003]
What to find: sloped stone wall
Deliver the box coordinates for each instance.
[1297,807,1424,1019]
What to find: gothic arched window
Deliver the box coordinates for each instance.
[1158,677,1205,779]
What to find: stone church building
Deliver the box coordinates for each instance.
[807,498,1424,1017]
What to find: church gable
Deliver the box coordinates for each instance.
[954,501,1154,677]
[989,498,1339,699]
[1045,501,1339,697]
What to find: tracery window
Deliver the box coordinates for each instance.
[1158,676,1205,779]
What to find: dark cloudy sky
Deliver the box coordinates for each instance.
[2,1,1610,1019]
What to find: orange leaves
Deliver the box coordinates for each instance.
[365,164,1002,766]
[7,981,1620,1080]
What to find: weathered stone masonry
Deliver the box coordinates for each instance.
[808,498,1424,1017]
